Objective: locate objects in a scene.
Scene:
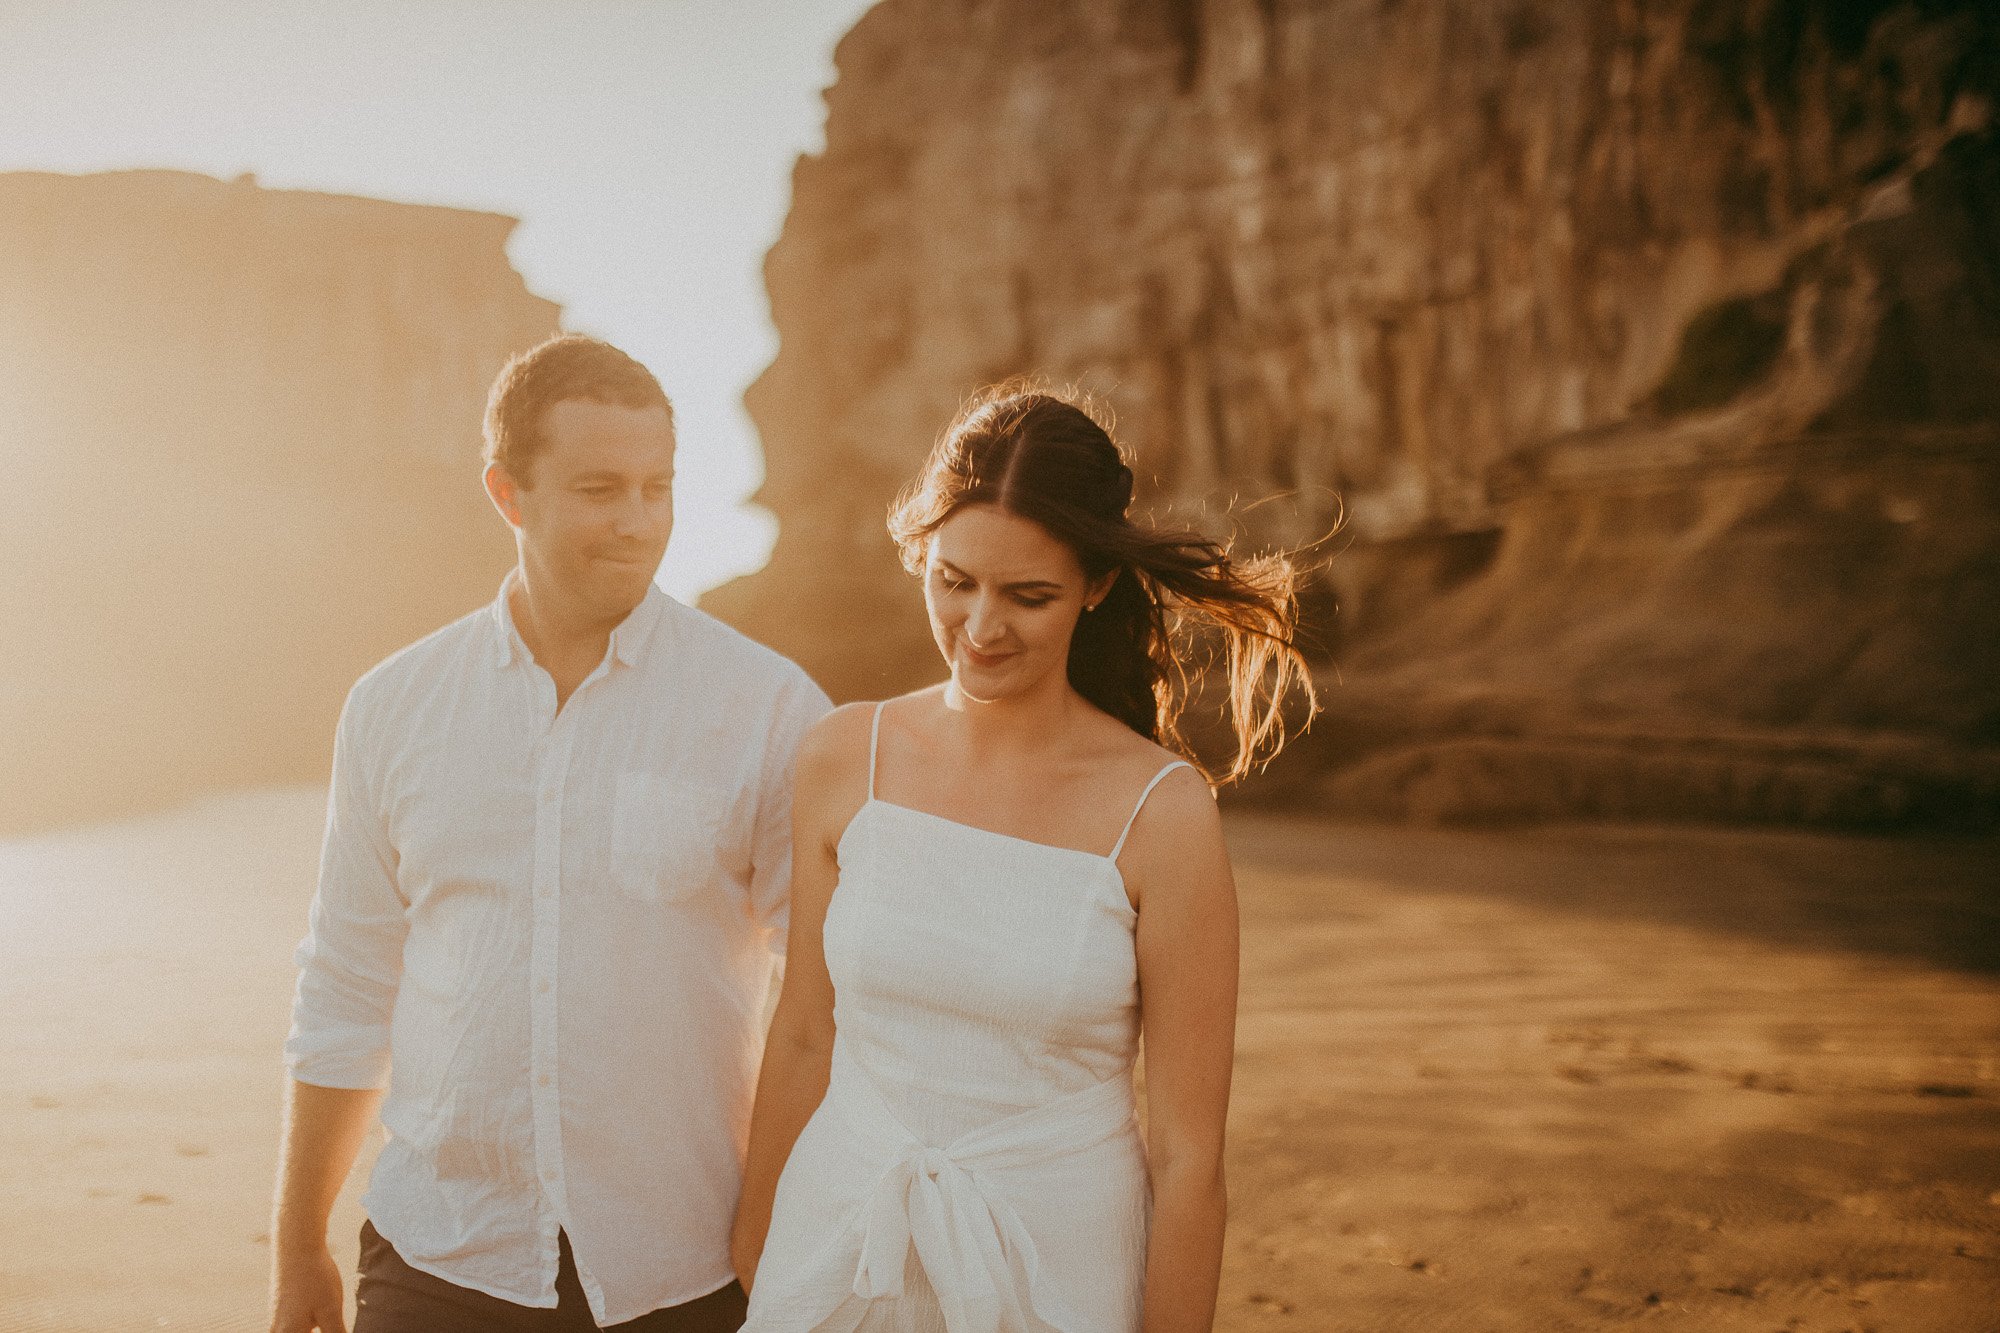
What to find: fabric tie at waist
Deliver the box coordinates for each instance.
[830,1044,1137,1333]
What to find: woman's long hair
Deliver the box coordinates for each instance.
[888,385,1318,786]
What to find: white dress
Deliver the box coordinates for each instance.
[742,702,1191,1333]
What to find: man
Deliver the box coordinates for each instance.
[271,335,830,1332]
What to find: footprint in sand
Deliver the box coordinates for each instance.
[1915,1083,1977,1098]
[1736,1070,1795,1093]
[135,1192,170,1205]
[174,1143,210,1157]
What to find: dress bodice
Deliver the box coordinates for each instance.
[822,796,1142,1145]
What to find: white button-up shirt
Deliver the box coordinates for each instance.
[284,576,829,1324]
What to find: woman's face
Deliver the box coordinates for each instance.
[924,504,1108,704]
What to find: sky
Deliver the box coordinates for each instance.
[0,0,878,599]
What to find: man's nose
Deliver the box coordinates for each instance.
[611,490,652,538]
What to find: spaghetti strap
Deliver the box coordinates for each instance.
[866,701,886,802]
[1109,760,1195,861]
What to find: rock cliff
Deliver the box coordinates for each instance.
[706,0,2000,825]
[1,170,560,833]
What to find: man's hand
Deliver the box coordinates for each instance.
[270,1242,347,1333]
[269,1082,380,1333]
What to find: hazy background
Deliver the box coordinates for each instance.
[0,0,874,600]
[2,3,1996,1330]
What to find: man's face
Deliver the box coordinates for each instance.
[488,398,675,624]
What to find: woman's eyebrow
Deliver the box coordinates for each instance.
[935,559,1063,592]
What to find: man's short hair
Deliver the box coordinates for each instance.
[483,334,673,483]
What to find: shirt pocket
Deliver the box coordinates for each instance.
[611,772,729,903]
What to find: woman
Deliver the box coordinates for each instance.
[730,387,1317,1332]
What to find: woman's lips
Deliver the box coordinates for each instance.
[962,644,1013,669]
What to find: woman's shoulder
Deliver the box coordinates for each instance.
[795,701,872,781]
[1114,752,1224,912]
[1123,748,1213,823]
[1087,725,1214,845]
[1065,723,1208,850]
[1075,707,1205,788]
[798,687,946,776]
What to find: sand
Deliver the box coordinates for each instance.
[1,790,1995,1332]
[1219,815,2000,1332]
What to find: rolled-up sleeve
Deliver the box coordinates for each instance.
[284,687,408,1089]
[746,669,833,957]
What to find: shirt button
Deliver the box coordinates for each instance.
[537,979,551,994]
[538,1074,551,1087]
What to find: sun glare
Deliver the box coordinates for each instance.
[0,0,876,602]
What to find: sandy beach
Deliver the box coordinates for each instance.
[2,790,1995,1331]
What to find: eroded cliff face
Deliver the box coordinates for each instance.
[707,0,1999,824]
[1,170,560,833]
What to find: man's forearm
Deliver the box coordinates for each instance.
[273,1080,383,1255]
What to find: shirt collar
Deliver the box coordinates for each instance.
[609,578,670,667]
[490,571,527,669]
[488,569,671,671]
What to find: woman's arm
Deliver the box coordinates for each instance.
[1125,768,1240,1332]
[729,704,870,1294]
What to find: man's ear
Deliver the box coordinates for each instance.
[483,462,525,529]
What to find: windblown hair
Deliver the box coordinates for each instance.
[483,334,673,483]
[888,385,1318,786]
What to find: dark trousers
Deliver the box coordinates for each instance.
[354,1219,748,1332]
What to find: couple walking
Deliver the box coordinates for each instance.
[271,335,1315,1333]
